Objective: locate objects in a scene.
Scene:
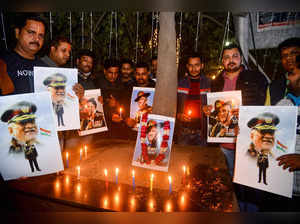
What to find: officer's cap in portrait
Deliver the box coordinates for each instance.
[247,112,280,131]
[135,91,150,102]
[43,73,67,88]
[1,101,37,124]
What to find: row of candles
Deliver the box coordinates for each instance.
[74,166,189,194]
[54,174,188,212]
[64,146,190,194]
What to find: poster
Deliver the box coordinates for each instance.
[0,92,64,180]
[234,106,297,198]
[132,113,175,172]
[257,12,300,32]
[205,91,242,143]
[78,89,107,136]
[34,66,80,131]
[129,87,155,130]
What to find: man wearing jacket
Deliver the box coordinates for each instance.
[176,52,211,146]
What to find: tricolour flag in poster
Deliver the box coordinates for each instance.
[206,91,242,143]
[78,89,108,136]
[132,114,175,172]
[234,106,297,198]
[34,66,80,131]
[0,92,64,180]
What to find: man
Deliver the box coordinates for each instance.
[76,49,97,90]
[41,36,72,67]
[269,37,300,105]
[43,73,67,127]
[1,101,41,172]
[247,112,279,185]
[274,55,300,211]
[211,43,268,176]
[0,14,47,95]
[210,43,268,211]
[176,52,210,146]
[133,62,156,88]
[120,59,135,88]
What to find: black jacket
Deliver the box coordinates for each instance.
[269,75,287,105]
[211,69,268,106]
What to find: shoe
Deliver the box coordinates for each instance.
[264,182,268,185]
[37,168,42,171]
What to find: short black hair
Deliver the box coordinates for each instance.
[278,37,300,53]
[87,98,97,108]
[151,56,157,61]
[121,58,134,67]
[50,36,71,48]
[186,52,204,64]
[15,13,46,31]
[104,58,120,70]
[135,62,149,71]
[76,49,95,60]
[221,43,242,58]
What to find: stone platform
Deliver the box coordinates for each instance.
[5,137,239,212]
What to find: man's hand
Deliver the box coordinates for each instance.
[107,94,118,108]
[277,154,300,172]
[125,118,136,127]
[112,113,123,123]
[177,113,192,122]
[98,96,103,104]
[203,105,213,116]
[72,83,84,100]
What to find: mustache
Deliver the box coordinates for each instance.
[24,128,36,134]
[228,62,236,66]
[29,42,40,47]
[262,138,274,144]
[55,92,65,96]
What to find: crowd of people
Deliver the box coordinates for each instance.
[1,13,300,212]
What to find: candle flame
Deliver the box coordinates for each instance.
[168,176,172,184]
[119,107,123,113]
[150,173,154,180]
[115,193,119,203]
[55,181,60,189]
[188,110,192,116]
[183,165,186,173]
[131,197,135,206]
[77,184,81,193]
[166,201,172,212]
[77,166,80,171]
[116,168,119,175]
[80,148,82,153]
[132,170,135,177]
[84,145,87,150]
[104,169,108,177]
[66,152,68,159]
[181,195,185,204]
[103,198,108,208]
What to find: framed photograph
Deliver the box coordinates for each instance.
[234,106,297,198]
[34,66,80,131]
[129,87,155,130]
[0,92,64,180]
[206,91,242,143]
[78,89,108,136]
[132,114,175,172]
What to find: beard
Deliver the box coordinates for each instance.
[224,63,241,73]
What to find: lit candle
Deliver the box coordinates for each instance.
[166,201,172,212]
[150,173,154,191]
[80,148,82,161]
[187,109,192,117]
[115,168,119,185]
[84,145,87,159]
[77,166,80,180]
[104,168,108,190]
[168,176,172,194]
[66,152,69,168]
[132,170,135,190]
[119,107,123,118]
[182,165,186,185]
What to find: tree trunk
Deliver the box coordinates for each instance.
[152,12,177,118]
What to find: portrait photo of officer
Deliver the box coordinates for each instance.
[247,112,279,185]
[80,97,105,131]
[1,101,41,172]
[43,73,67,127]
[134,91,152,126]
